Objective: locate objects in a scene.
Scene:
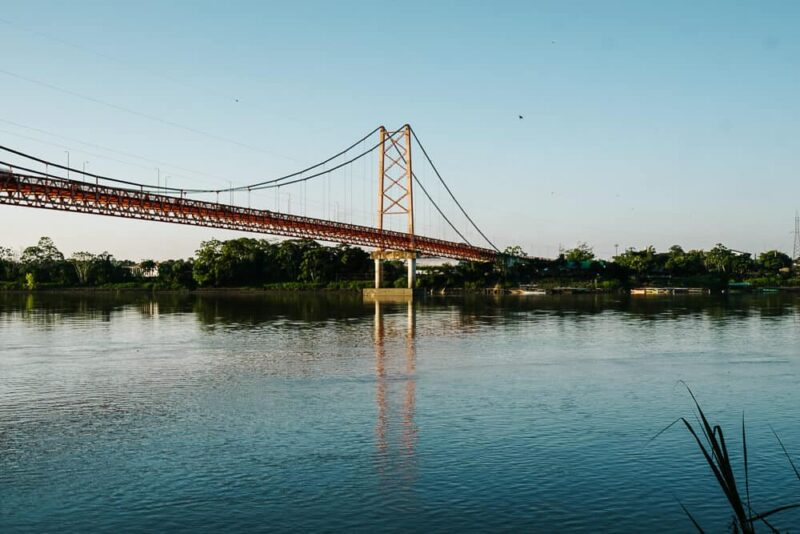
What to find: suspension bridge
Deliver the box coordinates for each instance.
[0,125,500,290]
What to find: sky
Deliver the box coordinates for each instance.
[0,0,798,260]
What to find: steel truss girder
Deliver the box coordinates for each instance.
[0,171,497,262]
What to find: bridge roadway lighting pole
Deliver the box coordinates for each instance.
[64,151,70,180]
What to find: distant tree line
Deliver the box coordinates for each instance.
[0,237,797,291]
[0,237,379,290]
[497,242,798,291]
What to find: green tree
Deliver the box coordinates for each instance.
[457,260,493,287]
[614,246,656,274]
[758,250,792,273]
[503,245,527,258]
[216,238,271,286]
[192,239,223,287]
[664,245,706,276]
[0,246,16,281]
[157,259,196,289]
[139,259,157,272]
[274,240,307,281]
[497,245,529,284]
[705,244,736,274]
[25,272,36,290]
[299,243,335,283]
[0,247,13,261]
[20,237,64,265]
[564,243,595,263]
[20,237,73,285]
[335,245,370,281]
[732,252,753,276]
[70,252,95,285]
[192,238,275,287]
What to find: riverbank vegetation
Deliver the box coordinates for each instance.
[1,236,798,291]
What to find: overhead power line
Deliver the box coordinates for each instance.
[0,16,242,105]
[0,67,294,161]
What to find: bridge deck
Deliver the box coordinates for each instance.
[0,171,497,262]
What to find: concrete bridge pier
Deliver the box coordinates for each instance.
[406,257,416,289]
[364,250,418,299]
[374,258,384,288]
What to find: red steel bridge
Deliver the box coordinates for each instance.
[0,125,500,286]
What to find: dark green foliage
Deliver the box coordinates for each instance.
[614,246,657,274]
[157,259,196,289]
[88,252,134,286]
[191,238,372,288]
[758,250,793,273]
[0,246,18,282]
[1,237,797,291]
[20,237,74,286]
[664,246,707,276]
[563,242,595,263]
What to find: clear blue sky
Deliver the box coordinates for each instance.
[1,0,798,260]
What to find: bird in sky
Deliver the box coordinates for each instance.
[518,115,524,120]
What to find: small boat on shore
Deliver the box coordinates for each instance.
[631,287,710,296]
[510,285,548,295]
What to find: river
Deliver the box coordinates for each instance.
[2,292,799,532]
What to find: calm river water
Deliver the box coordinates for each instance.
[2,292,800,532]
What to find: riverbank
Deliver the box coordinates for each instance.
[7,285,800,297]
[4,237,800,298]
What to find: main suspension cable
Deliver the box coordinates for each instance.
[235,126,381,191]
[0,159,168,193]
[410,127,499,252]
[0,146,190,192]
[247,136,384,191]
[412,173,472,245]
[0,125,381,194]
[381,135,472,245]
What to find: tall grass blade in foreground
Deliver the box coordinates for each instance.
[654,384,800,533]
[771,427,800,483]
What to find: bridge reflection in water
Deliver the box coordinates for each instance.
[373,299,417,484]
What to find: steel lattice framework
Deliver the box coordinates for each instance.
[0,170,497,262]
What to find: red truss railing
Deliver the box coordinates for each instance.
[0,171,497,262]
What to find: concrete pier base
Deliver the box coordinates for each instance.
[374,258,383,288]
[407,257,416,289]
[363,288,417,301]
[369,249,418,297]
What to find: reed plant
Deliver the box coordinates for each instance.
[653,384,800,533]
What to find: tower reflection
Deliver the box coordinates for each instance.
[373,299,417,482]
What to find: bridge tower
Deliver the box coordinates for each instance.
[372,125,417,290]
